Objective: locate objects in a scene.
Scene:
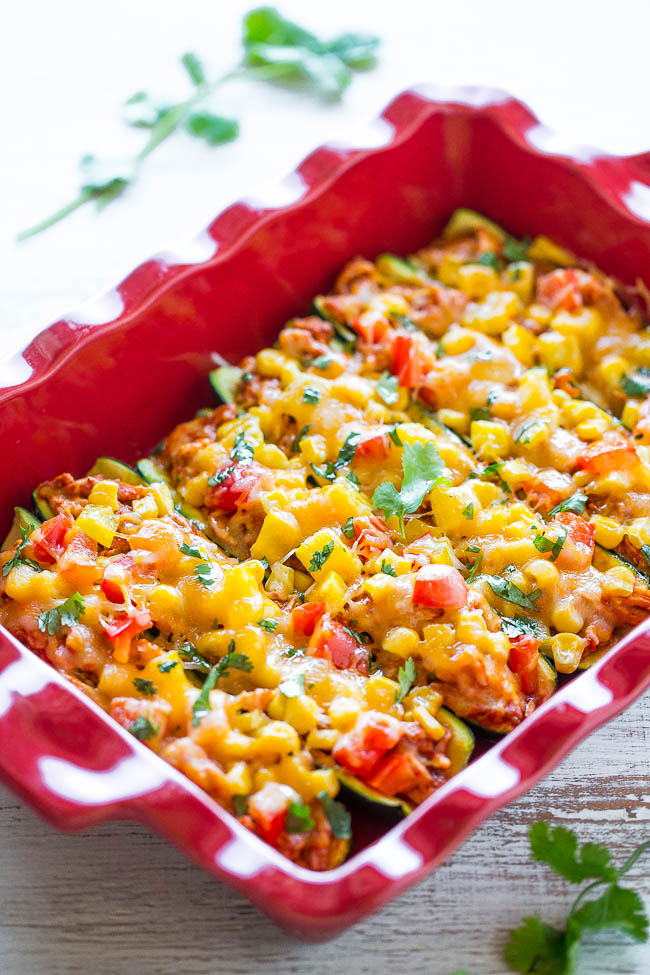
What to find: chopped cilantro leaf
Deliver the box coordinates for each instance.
[180,541,203,559]
[292,423,311,452]
[178,642,212,673]
[310,461,337,482]
[311,354,331,370]
[621,368,650,399]
[157,659,179,673]
[376,372,400,405]
[533,525,567,561]
[230,430,255,462]
[488,577,542,611]
[342,516,356,539]
[380,559,397,576]
[318,791,351,839]
[258,618,277,632]
[500,614,545,639]
[208,466,234,488]
[194,562,217,588]
[503,236,530,262]
[286,800,315,833]
[387,424,403,447]
[309,541,334,572]
[232,794,249,817]
[470,407,491,422]
[395,656,416,703]
[37,592,85,635]
[336,431,361,469]
[303,387,320,405]
[549,493,588,517]
[466,551,483,583]
[462,502,474,519]
[2,525,42,577]
[192,664,220,726]
[372,440,446,534]
[279,673,306,698]
[129,716,158,741]
[133,678,157,696]
[478,251,500,270]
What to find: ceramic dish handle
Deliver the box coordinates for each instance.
[0,637,169,830]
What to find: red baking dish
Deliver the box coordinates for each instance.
[3,86,650,941]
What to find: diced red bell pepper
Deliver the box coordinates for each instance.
[101,554,135,604]
[30,514,73,564]
[354,432,389,462]
[311,616,368,673]
[508,635,540,696]
[365,749,432,797]
[577,439,638,477]
[536,269,583,311]
[102,607,152,664]
[291,600,326,637]
[352,313,390,345]
[248,784,290,846]
[204,462,268,512]
[413,564,468,610]
[333,711,405,778]
[557,512,596,553]
[392,333,424,388]
[352,515,393,563]
[57,527,101,591]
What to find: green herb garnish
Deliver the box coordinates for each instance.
[549,494,588,517]
[129,716,158,741]
[372,441,446,534]
[533,525,567,561]
[380,560,397,576]
[37,593,85,635]
[376,372,400,405]
[286,800,315,833]
[318,791,352,839]
[230,430,255,462]
[395,657,416,704]
[3,525,42,577]
[309,541,334,572]
[133,678,157,697]
[303,386,320,404]
[488,577,541,612]
[258,618,278,632]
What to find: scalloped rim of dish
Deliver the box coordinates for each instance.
[2,84,650,940]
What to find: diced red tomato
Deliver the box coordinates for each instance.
[413,564,468,610]
[102,607,152,663]
[30,514,73,564]
[291,600,326,637]
[554,511,596,572]
[57,527,101,591]
[351,312,390,345]
[577,439,638,477]
[101,554,135,604]
[536,269,583,311]
[391,333,425,388]
[204,462,269,511]
[248,783,290,846]
[354,432,389,462]
[310,616,368,674]
[109,696,170,749]
[557,512,596,552]
[365,749,432,797]
[508,635,540,696]
[352,515,393,563]
[333,711,405,778]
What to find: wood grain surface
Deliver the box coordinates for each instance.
[1,692,649,975]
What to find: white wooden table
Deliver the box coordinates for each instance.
[2,1,650,971]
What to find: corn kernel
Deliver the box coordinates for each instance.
[305,728,340,751]
[550,633,586,673]
[254,721,300,758]
[74,504,116,548]
[502,322,536,366]
[526,559,559,587]
[591,515,625,549]
[266,563,295,599]
[331,374,375,408]
[308,570,347,614]
[527,236,574,266]
[410,703,446,740]
[382,626,420,659]
[256,348,290,378]
[528,302,552,326]
[254,443,289,469]
[251,509,301,564]
[457,263,499,300]
[284,695,320,735]
[538,332,582,374]
[299,434,328,464]
[436,255,463,287]
[365,674,400,711]
[422,623,454,648]
[296,528,362,583]
[471,420,511,461]
[88,480,119,511]
[132,493,159,520]
[603,565,636,597]
[440,327,476,356]
[224,761,253,796]
[552,307,602,344]
[437,408,470,435]
[504,261,534,303]
[463,290,521,336]
[598,355,628,390]
[149,481,174,516]
[552,599,584,634]
[328,696,361,731]
[575,418,610,442]
[4,565,58,602]
[622,401,641,430]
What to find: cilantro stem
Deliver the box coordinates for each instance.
[617,839,650,878]
[16,189,94,241]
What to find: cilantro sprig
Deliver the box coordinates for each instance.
[372,441,446,534]
[3,525,42,577]
[192,644,253,725]
[18,8,379,240]
[488,577,541,612]
[395,657,416,704]
[505,821,650,974]
[37,593,85,635]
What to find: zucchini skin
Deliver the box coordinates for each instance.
[462,655,557,737]
[335,707,474,819]
[442,207,507,243]
[375,254,430,286]
[88,456,144,486]
[312,295,358,347]
[2,507,41,551]
[32,489,54,522]
[137,458,213,543]
[209,365,242,405]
